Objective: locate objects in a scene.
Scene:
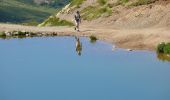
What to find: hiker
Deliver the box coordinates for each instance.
[75,36,82,56]
[74,11,81,32]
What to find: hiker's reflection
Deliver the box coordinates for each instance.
[75,37,82,56]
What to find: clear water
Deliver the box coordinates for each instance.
[0,37,170,100]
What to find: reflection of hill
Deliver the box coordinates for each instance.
[157,53,170,62]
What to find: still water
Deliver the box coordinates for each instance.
[0,37,170,100]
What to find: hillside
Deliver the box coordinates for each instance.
[0,0,70,24]
[15,0,70,8]
[40,0,170,29]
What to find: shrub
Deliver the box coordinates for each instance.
[89,35,97,43]
[97,0,107,5]
[157,53,170,62]
[0,32,6,37]
[163,43,170,54]
[157,42,170,54]
[18,31,27,36]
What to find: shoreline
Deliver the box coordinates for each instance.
[0,23,170,51]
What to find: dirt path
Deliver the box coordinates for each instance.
[0,23,170,51]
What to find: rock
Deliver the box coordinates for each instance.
[21,30,26,33]
[5,31,11,36]
[37,33,43,36]
[42,33,46,36]
[126,49,133,51]
[52,32,57,36]
[26,34,29,37]
[112,45,116,51]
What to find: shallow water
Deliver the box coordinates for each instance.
[0,37,170,100]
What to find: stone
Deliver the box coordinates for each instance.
[5,31,11,36]
[126,49,133,51]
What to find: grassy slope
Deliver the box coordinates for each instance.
[0,0,69,24]
[38,16,74,26]
[40,0,159,26]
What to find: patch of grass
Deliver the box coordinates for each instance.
[39,16,74,27]
[0,32,6,37]
[21,20,40,26]
[130,0,156,6]
[157,42,170,54]
[157,53,170,62]
[116,0,129,5]
[81,6,112,20]
[120,0,129,4]
[89,35,97,43]
[17,31,27,36]
[97,0,107,6]
[69,0,85,8]
[0,0,57,24]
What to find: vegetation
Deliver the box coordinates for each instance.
[97,0,107,6]
[0,32,6,37]
[157,42,170,54]
[130,0,156,6]
[81,6,112,20]
[69,0,85,8]
[21,20,40,26]
[112,0,156,6]
[0,0,69,24]
[39,16,74,27]
[157,53,170,62]
[118,0,129,4]
[89,35,97,43]
[38,0,70,8]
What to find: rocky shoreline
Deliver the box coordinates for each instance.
[0,24,170,51]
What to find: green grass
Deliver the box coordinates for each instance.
[21,20,40,26]
[97,0,107,5]
[0,32,6,37]
[81,6,112,20]
[39,16,74,27]
[130,0,156,6]
[157,42,170,54]
[89,35,98,43]
[69,0,85,8]
[119,0,129,4]
[0,0,59,24]
[111,0,155,6]
[157,53,170,62]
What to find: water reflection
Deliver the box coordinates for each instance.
[157,53,170,62]
[89,36,97,44]
[75,36,82,56]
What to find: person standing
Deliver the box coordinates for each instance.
[74,11,81,32]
